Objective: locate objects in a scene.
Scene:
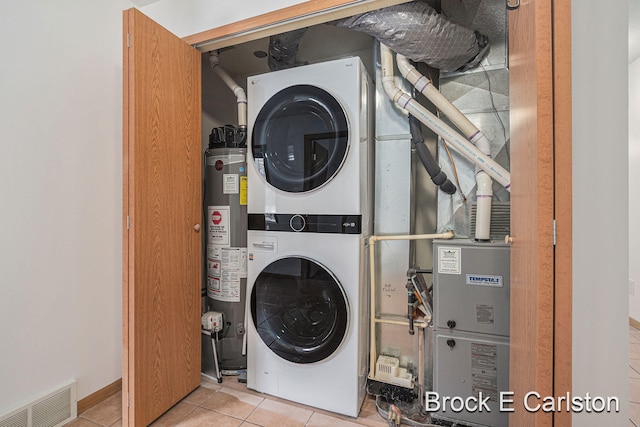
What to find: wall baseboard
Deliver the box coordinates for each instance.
[630,317,640,330]
[77,379,122,415]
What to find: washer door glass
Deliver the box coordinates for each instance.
[251,257,348,364]
[252,85,349,193]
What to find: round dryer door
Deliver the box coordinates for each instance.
[251,85,349,193]
[251,256,349,364]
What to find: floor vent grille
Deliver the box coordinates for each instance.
[0,381,76,427]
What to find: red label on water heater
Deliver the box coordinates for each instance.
[212,211,223,225]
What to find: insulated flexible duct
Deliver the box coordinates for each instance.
[333,1,488,72]
[268,2,488,72]
[268,28,308,71]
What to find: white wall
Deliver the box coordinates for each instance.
[0,0,316,416]
[572,1,629,424]
[630,57,640,320]
[0,0,133,414]
[138,0,306,38]
[0,0,631,422]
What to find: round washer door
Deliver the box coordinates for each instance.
[251,256,349,364]
[251,85,349,193]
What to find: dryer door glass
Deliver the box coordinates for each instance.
[251,256,348,364]
[252,85,349,193]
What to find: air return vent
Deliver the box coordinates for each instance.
[0,381,76,427]
[469,201,510,240]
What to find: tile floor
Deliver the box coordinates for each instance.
[630,325,640,426]
[67,326,640,427]
[66,375,388,427]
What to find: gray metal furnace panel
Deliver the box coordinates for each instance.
[433,240,510,337]
[432,330,509,427]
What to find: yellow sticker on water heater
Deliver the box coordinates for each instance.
[240,176,248,206]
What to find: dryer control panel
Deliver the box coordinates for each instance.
[248,213,361,234]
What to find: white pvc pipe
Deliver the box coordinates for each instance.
[380,44,511,191]
[475,171,493,240]
[209,53,247,129]
[397,53,478,139]
[396,53,496,158]
[396,52,498,240]
[368,230,455,383]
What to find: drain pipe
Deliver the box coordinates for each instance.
[396,53,495,240]
[209,52,248,135]
[379,44,510,193]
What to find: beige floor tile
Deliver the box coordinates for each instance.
[183,386,217,405]
[175,407,242,427]
[631,334,640,344]
[64,418,102,427]
[109,420,122,427]
[631,343,640,360]
[239,423,261,427]
[246,398,313,427]
[200,375,224,391]
[631,378,640,404]
[632,365,640,379]
[80,392,122,426]
[200,387,264,419]
[222,380,266,399]
[150,401,198,426]
[353,407,388,427]
[306,412,364,427]
[630,401,640,424]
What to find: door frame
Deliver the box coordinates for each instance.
[123,0,572,424]
[184,0,571,421]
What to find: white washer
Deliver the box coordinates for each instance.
[246,229,369,417]
[247,57,372,225]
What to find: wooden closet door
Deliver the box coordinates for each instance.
[123,8,202,426]
[508,0,555,425]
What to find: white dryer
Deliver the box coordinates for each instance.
[246,228,369,417]
[247,57,372,225]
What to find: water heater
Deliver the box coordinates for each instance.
[203,127,248,371]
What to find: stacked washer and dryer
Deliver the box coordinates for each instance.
[245,57,373,417]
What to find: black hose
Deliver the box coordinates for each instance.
[409,115,457,195]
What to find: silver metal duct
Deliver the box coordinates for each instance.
[436,0,511,238]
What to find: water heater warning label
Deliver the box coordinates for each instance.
[223,174,239,194]
[207,206,230,246]
[240,176,248,206]
[207,246,246,302]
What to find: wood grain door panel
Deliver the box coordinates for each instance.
[123,8,202,426]
[508,1,555,425]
